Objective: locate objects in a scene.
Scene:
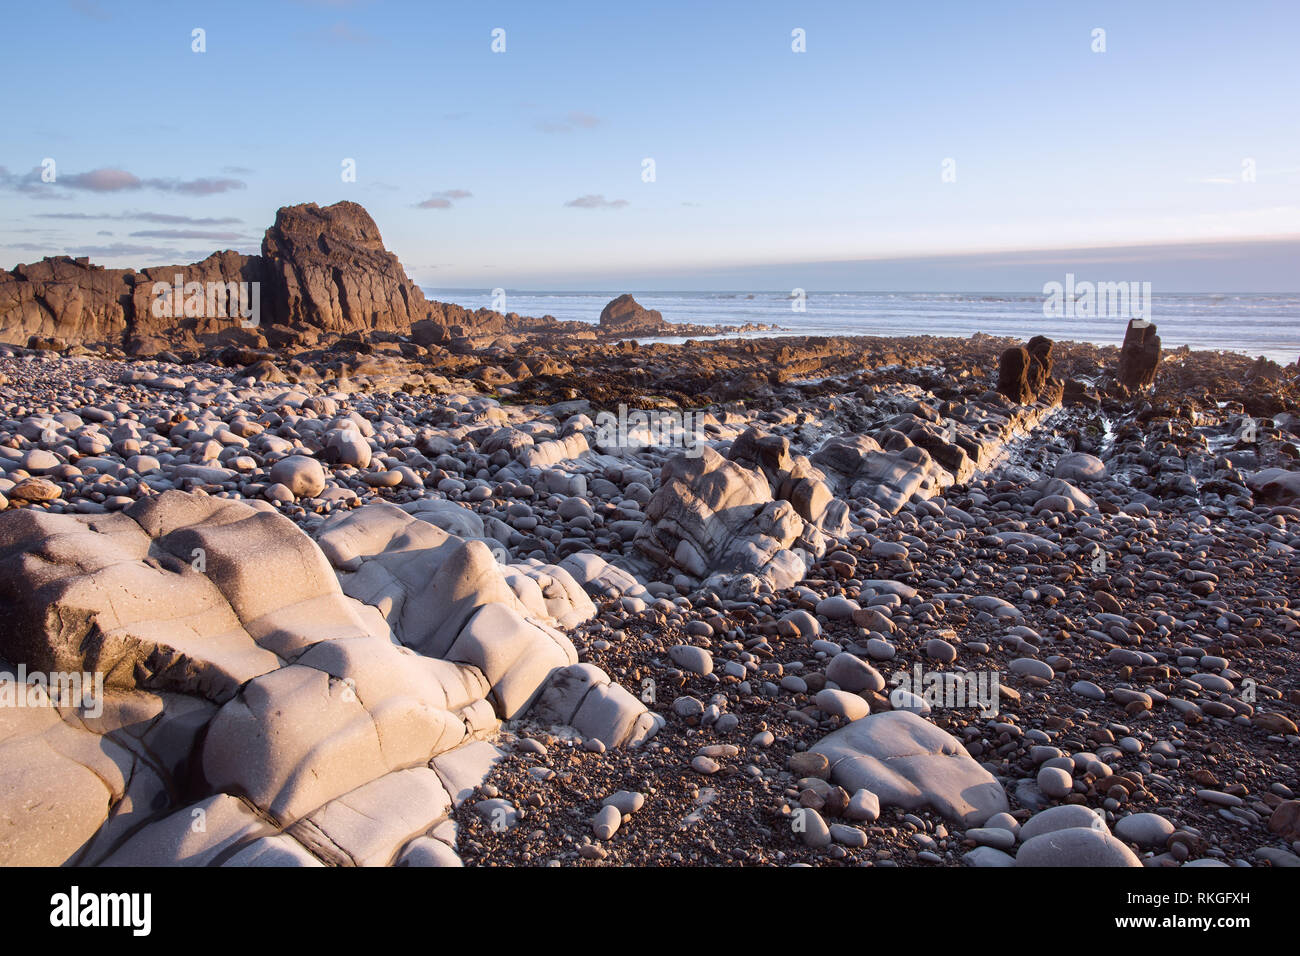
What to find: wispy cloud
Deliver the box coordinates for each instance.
[416,189,473,209]
[61,168,142,191]
[2,236,225,264]
[537,110,604,133]
[312,20,379,46]
[1,166,246,196]
[565,194,628,209]
[0,166,65,200]
[128,229,248,241]
[1,242,59,252]
[67,0,111,21]
[34,211,244,225]
[65,242,205,259]
[148,176,247,196]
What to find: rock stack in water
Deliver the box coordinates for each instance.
[1116,319,1161,391]
[997,335,1062,405]
[598,295,671,336]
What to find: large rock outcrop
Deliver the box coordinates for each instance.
[0,202,505,354]
[260,202,426,336]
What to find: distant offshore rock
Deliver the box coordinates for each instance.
[599,294,671,335]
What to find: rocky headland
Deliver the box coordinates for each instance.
[0,201,775,361]
[0,202,1298,869]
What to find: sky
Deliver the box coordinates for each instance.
[1,0,1297,291]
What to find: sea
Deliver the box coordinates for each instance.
[425,290,1300,366]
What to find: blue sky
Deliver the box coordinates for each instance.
[1,0,1297,290]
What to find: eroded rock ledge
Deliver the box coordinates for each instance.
[0,490,660,866]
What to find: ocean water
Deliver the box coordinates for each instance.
[426,289,1300,366]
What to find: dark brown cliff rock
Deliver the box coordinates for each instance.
[0,201,507,354]
[997,346,1033,403]
[998,335,1061,405]
[128,250,270,355]
[260,201,421,336]
[0,257,134,348]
